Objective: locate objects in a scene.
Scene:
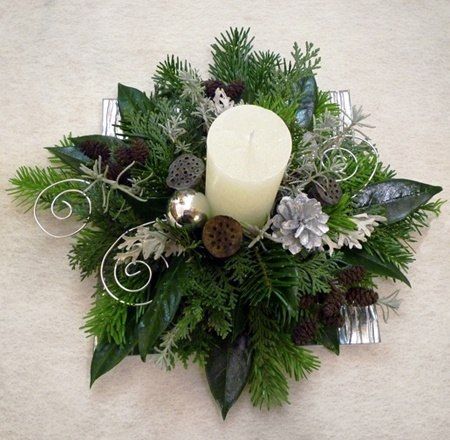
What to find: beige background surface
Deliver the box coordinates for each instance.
[1,1,449,439]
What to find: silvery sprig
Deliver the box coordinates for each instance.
[115,223,185,264]
[322,213,386,254]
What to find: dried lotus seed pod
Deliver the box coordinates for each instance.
[308,178,342,206]
[166,154,205,190]
[202,215,243,259]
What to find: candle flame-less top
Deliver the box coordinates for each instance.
[206,105,292,226]
[207,105,292,181]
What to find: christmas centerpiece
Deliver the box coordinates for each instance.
[9,28,443,419]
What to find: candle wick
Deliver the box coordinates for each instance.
[248,130,255,149]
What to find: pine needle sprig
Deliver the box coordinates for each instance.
[362,200,444,270]
[153,55,194,98]
[240,245,300,325]
[68,227,116,280]
[8,165,76,211]
[83,290,129,346]
[209,27,254,84]
[83,272,149,346]
[248,308,320,409]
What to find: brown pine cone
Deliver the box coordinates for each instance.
[224,81,245,102]
[293,318,318,346]
[338,266,366,287]
[79,140,110,161]
[106,162,129,184]
[346,287,379,306]
[321,312,345,328]
[202,79,225,99]
[130,138,149,164]
[322,293,345,317]
[299,295,315,310]
[115,146,134,167]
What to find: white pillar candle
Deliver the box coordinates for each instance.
[205,105,292,226]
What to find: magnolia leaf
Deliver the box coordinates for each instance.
[295,76,317,128]
[137,259,185,361]
[319,326,340,355]
[70,134,126,150]
[118,83,152,122]
[354,179,442,224]
[206,334,252,420]
[343,249,411,287]
[90,334,136,387]
[46,146,91,171]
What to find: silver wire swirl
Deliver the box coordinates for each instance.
[321,134,379,193]
[33,179,92,238]
[100,222,169,307]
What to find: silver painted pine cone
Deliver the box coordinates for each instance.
[271,193,329,254]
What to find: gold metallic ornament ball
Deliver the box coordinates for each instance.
[167,189,211,228]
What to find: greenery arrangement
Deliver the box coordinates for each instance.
[9,28,443,419]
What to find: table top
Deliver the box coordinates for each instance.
[1,1,449,439]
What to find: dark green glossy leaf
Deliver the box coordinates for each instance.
[343,249,411,287]
[118,83,152,121]
[90,335,136,387]
[137,259,185,361]
[231,300,248,341]
[206,334,252,420]
[354,179,442,224]
[70,134,126,150]
[319,326,340,355]
[295,76,317,128]
[46,146,92,171]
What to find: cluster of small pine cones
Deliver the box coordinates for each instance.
[79,138,149,183]
[292,266,379,346]
[202,79,245,102]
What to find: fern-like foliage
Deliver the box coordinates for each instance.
[119,103,175,190]
[282,41,321,81]
[295,252,341,295]
[172,257,238,340]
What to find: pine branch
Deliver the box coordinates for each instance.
[83,289,129,346]
[314,91,340,118]
[68,227,116,280]
[153,55,194,98]
[245,50,282,101]
[209,27,254,83]
[8,165,75,210]
[240,245,300,324]
[248,308,320,409]
[363,200,444,271]
[83,273,148,346]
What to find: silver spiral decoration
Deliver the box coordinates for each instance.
[321,134,379,193]
[100,222,169,307]
[33,178,92,238]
